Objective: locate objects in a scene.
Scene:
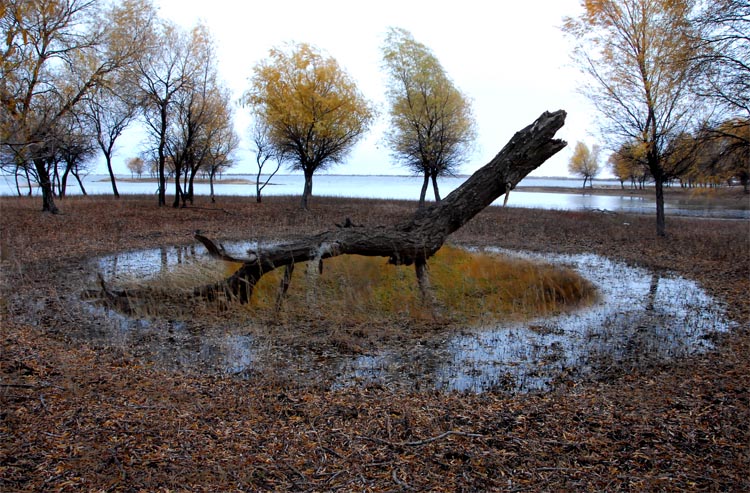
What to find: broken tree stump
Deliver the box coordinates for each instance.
[195,110,568,304]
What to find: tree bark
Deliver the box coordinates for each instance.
[418,172,429,208]
[157,103,168,207]
[34,159,59,213]
[195,110,568,304]
[300,170,314,210]
[655,176,666,237]
[104,154,120,198]
[430,171,441,202]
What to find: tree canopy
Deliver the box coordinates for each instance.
[381,27,476,208]
[568,141,601,188]
[0,0,155,212]
[245,42,375,209]
[693,0,750,119]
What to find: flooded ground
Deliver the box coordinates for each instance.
[73,243,733,393]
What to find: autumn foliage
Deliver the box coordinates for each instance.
[245,43,375,209]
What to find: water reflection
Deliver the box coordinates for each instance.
[97,244,200,279]
[333,250,731,392]
[87,245,732,393]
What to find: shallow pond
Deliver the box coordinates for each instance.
[82,243,732,393]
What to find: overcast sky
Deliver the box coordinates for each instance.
[114,0,601,177]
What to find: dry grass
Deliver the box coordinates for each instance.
[244,245,596,327]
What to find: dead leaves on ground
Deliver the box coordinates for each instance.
[2,195,749,491]
[2,321,749,491]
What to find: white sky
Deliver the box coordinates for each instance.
[112,0,602,177]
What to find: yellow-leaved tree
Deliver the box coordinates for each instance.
[568,141,601,188]
[608,143,650,189]
[381,27,476,208]
[245,43,375,210]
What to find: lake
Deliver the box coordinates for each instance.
[2,173,748,219]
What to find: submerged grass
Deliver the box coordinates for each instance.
[103,244,596,329]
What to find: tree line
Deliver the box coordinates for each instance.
[2,0,747,236]
[569,116,748,191]
[1,0,240,212]
[0,1,474,212]
[564,0,749,235]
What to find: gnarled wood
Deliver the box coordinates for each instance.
[196,110,568,303]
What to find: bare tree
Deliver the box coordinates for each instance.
[693,0,750,118]
[136,20,204,207]
[85,83,140,197]
[250,120,282,203]
[164,24,236,207]
[565,0,707,236]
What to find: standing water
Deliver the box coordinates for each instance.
[78,244,733,393]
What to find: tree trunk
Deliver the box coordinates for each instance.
[60,165,71,198]
[300,170,314,210]
[34,159,59,213]
[418,172,429,208]
[430,171,441,202]
[193,111,567,304]
[210,168,217,204]
[655,176,666,237]
[14,169,22,196]
[52,161,61,198]
[173,168,182,208]
[157,103,168,207]
[105,155,120,198]
[72,170,87,195]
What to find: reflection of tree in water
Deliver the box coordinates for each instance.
[646,273,659,312]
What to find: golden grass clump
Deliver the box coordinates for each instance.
[248,246,596,326]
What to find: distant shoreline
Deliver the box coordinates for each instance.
[6,175,747,210]
[106,177,257,185]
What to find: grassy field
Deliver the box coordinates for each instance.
[1,193,748,491]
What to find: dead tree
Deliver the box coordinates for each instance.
[195,110,568,304]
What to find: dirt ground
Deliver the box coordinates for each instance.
[1,192,748,491]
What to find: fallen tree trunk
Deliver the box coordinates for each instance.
[196,110,568,303]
